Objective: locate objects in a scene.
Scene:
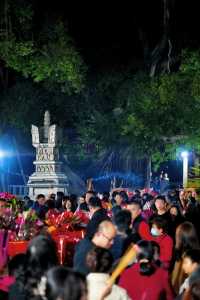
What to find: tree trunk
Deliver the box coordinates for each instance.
[145,156,152,188]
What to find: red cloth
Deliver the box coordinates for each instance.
[138,220,151,240]
[0,275,15,292]
[8,241,29,258]
[119,263,174,300]
[139,223,173,268]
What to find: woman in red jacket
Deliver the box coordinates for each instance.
[119,240,174,300]
[140,215,173,269]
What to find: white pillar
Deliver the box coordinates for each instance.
[182,153,188,188]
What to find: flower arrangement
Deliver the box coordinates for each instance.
[0,208,16,231]
[15,210,43,240]
[46,210,89,234]
[0,192,16,200]
[0,193,43,240]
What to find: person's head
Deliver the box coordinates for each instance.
[102,191,110,202]
[92,220,116,249]
[114,209,132,234]
[182,249,200,275]
[175,222,200,253]
[136,240,157,276]
[21,235,58,299]
[88,197,102,215]
[79,195,86,204]
[85,191,95,204]
[119,191,129,203]
[24,196,31,202]
[62,196,77,212]
[0,198,6,217]
[69,194,78,205]
[135,190,141,197]
[55,191,65,209]
[36,194,46,206]
[46,199,56,210]
[142,193,153,204]
[8,253,26,277]
[169,205,180,216]
[56,191,64,201]
[86,246,113,273]
[38,266,87,300]
[127,200,142,220]
[49,193,56,201]
[150,216,168,236]
[154,195,167,212]
[114,193,123,206]
[26,235,58,276]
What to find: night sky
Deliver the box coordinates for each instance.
[35,0,200,70]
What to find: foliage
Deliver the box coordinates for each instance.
[76,62,200,171]
[0,1,87,93]
[0,79,87,135]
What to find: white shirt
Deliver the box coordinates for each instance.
[87,273,131,300]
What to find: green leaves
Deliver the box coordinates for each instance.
[0,2,87,94]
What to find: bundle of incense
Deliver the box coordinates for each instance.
[108,244,136,285]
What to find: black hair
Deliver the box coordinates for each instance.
[114,209,132,234]
[150,216,168,233]
[136,240,157,276]
[42,266,86,300]
[155,195,166,202]
[57,191,64,198]
[111,191,118,198]
[88,196,102,208]
[103,191,110,199]
[150,241,161,267]
[142,193,153,205]
[36,194,45,200]
[119,191,129,203]
[8,253,26,277]
[56,192,65,209]
[128,199,142,209]
[17,235,58,299]
[62,195,77,212]
[169,204,182,215]
[49,193,56,200]
[183,249,200,264]
[86,246,113,273]
[175,222,200,258]
[135,190,141,196]
[46,200,56,209]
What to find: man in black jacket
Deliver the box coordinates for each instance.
[85,196,110,239]
[73,220,116,275]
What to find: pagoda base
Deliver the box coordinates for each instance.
[27,172,68,199]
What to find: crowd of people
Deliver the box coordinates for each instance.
[1,186,200,300]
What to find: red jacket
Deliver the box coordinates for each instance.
[139,223,173,268]
[119,263,174,300]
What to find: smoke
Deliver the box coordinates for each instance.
[92,171,143,190]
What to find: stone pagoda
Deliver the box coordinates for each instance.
[27,111,68,198]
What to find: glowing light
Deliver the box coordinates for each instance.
[181,151,189,158]
[0,150,5,158]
